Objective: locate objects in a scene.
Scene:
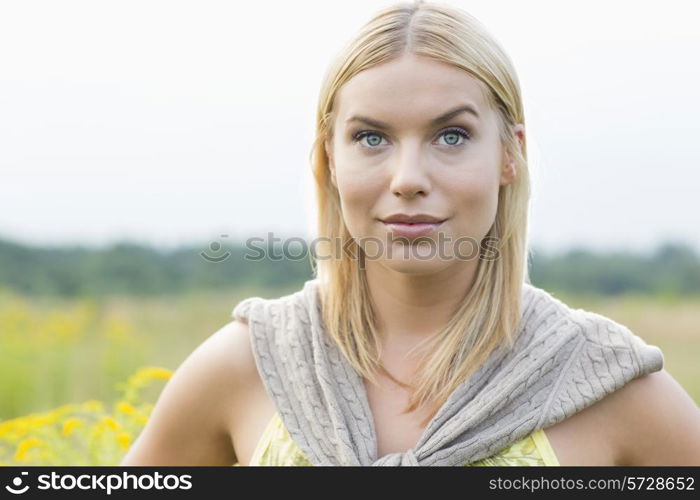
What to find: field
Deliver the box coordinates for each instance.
[1,285,698,465]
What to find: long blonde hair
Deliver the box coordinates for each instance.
[308,0,531,426]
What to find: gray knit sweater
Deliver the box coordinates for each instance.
[231,279,664,466]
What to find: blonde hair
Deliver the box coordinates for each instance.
[308,0,531,426]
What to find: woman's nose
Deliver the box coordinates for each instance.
[389,145,431,198]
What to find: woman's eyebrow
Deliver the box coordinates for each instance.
[344,103,480,130]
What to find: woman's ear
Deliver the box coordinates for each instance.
[500,124,525,186]
[325,140,337,188]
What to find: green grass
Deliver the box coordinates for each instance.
[1,285,698,420]
[0,283,300,420]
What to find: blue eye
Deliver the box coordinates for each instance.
[352,127,471,149]
[437,127,471,147]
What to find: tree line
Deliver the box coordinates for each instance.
[0,236,698,297]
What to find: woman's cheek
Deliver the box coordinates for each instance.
[336,173,379,238]
[451,171,500,236]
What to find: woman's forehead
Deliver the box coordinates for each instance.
[334,57,491,124]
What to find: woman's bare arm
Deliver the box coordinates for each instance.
[120,320,252,466]
[614,368,700,465]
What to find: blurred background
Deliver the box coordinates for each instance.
[0,0,698,465]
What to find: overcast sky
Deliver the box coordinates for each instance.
[1,0,698,254]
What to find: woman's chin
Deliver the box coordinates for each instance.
[358,234,461,273]
[377,252,452,274]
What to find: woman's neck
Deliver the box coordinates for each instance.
[363,258,478,348]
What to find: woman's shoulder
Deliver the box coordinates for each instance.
[542,367,700,466]
[601,368,700,465]
[226,281,321,403]
[214,318,259,385]
[518,284,700,464]
[230,280,321,350]
[169,318,262,429]
[120,318,256,465]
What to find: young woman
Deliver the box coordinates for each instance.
[121,0,700,466]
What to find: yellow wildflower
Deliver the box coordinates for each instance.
[100,417,120,431]
[0,418,29,439]
[15,437,45,462]
[0,420,16,438]
[116,432,132,450]
[116,401,137,416]
[62,417,84,436]
[136,367,172,381]
[28,413,56,428]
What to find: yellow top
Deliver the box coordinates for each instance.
[247,412,560,466]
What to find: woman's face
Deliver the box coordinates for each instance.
[325,53,523,274]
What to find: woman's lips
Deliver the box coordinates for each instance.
[381,220,446,239]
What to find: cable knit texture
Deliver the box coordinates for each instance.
[231,279,664,466]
